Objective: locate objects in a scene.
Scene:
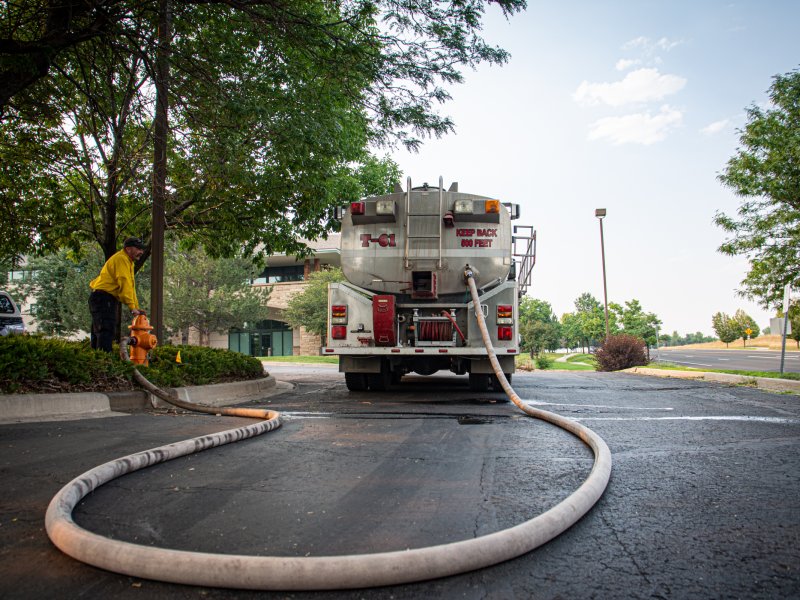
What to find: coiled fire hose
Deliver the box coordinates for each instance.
[45,284,612,590]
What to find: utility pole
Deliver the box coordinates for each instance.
[780,284,791,375]
[595,208,610,340]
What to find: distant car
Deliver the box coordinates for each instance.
[0,290,25,336]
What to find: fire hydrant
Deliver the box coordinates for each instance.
[128,314,158,366]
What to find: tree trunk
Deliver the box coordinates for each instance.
[151,0,171,344]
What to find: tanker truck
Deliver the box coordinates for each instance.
[323,177,536,392]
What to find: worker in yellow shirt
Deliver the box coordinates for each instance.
[88,237,147,352]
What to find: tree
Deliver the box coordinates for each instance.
[714,68,800,310]
[162,242,271,346]
[3,1,525,266]
[11,241,273,345]
[283,268,346,344]
[518,297,561,357]
[733,309,760,347]
[609,299,662,356]
[560,312,583,352]
[787,301,800,349]
[711,312,742,348]
[573,292,615,349]
[0,1,130,111]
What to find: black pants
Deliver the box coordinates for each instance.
[88,290,119,352]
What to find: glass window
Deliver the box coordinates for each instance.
[253,265,304,284]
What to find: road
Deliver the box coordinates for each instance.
[1,367,798,599]
[654,347,800,373]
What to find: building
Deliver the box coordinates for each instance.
[4,235,341,358]
[210,235,341,357]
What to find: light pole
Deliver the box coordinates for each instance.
[595,208,610,340]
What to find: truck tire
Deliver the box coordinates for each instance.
[468,373,490,392]
[367,360,392,391]
[344,372,368,391]
[489,373,512,391]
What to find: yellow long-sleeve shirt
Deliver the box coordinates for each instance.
[89,249,139,310]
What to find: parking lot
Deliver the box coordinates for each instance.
[1,368,798,599]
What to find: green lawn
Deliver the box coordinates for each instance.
[647,361,800,381]
[257,354,799,381]
[258,355,339,364]
[516,353,596,371]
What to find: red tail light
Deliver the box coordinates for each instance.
[497,304,513,324]
[350,201,365,215]
[497,326,513,341]
[331,305,347,324]
[331,326,347,339]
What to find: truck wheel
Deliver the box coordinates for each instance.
[367,362,392,391]
[345,372,368,391]
[489,373,512,391]
[468,373,490,392]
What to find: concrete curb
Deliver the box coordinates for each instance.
[625,367,800,393]
[0,392,122,423]
[0,376,280,424]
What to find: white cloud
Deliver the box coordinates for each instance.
[587,105,683,145]
[622,36,684,53]
[615,58,641,71]
[622,36,650,50]
[574,68,687,107]
[700,119,730,135]
[655,37,683,51]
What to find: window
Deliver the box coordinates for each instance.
[252,265,304,284]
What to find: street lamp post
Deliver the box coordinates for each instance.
[595,208,610,340]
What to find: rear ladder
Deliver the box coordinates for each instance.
[403,176,444,270]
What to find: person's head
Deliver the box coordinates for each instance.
[123,236,146,260]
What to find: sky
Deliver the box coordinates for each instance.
[389,0,799,336]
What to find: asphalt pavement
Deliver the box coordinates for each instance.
[655,347,800,373]
[1,367,799,599]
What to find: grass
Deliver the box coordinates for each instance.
[258,355,339,364]
[647,361,800,381]
[256,353,799,381]
[516,353,596,371]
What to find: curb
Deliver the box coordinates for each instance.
[0,376,280,424]
[625,367,800,393]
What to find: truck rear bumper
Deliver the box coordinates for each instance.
[322,347,519,356]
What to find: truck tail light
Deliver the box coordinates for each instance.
[497,326,513,341]
[485,200,500,214]
[497,304,513,325]
[331,325,347,339]
[350,201,365,215]
[331,305,347,324]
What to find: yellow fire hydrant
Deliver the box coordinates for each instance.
[128,314,158,366]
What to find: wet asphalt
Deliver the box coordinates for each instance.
[1,367,798,599]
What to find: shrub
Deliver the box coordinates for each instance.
[0,335,264,394]
[595,334,648,372]
[535,354,553,369]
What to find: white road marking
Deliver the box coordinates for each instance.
[575,416,797,424]
[526,401,673,411]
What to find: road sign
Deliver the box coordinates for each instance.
[771,317,792,336]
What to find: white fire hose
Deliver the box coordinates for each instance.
[45,280,612,590]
